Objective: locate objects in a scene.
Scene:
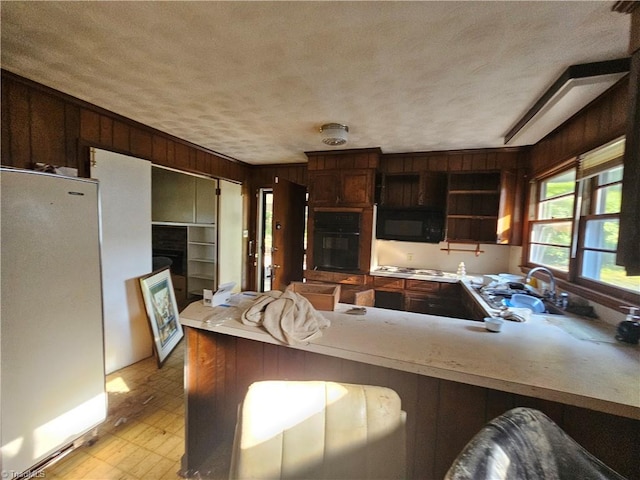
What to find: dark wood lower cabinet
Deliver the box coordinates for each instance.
[183,327,640,480]
[374,289,404,310]
[374,279,477,319]
[404,291,472,319]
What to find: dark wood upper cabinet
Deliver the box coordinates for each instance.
[379,173,420,207]
[307,168,375,207]
[307,169,341,206]
[306,148,379,207]
[378,171,448,209]
[340,168,375,205]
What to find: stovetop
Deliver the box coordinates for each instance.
[374,266,444,276]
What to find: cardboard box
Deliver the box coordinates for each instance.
[287,282,340,311]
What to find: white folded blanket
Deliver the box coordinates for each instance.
[241,290,331,345]
[499,307,531,322]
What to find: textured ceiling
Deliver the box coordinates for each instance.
[0,1,631,165]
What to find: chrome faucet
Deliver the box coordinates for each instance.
[525,267,557,302]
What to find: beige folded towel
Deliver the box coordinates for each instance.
[241,290,331,345]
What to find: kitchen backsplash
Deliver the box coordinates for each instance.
[373,240,522,275]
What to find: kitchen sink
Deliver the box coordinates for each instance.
[480,292,564,315]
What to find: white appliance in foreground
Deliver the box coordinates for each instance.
[1,168,107,476]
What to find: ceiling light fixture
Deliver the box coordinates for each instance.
[504,58,630,146]
[320,123,349,146]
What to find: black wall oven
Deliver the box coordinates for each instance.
[313,211,361,271]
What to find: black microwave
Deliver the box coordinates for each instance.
[376,207,445,243]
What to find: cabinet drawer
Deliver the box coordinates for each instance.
[373,276,405,290]
[405,279,440,292]
[305,270,367,285]
[304,270,336,283]
[338,274,367,285]
[341,287,375,306]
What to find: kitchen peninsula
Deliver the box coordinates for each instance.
[180,290,640,479]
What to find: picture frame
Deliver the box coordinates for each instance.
[139,267,184,367]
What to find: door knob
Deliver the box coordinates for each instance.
[272,264,281,269]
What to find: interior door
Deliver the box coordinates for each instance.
[271,178,307,290]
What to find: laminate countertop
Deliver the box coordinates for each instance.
[180,287,640,420]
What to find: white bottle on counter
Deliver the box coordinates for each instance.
[457,262,466,279]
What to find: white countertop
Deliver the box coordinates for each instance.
[180,291,640,420]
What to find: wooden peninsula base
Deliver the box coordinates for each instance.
[181,326,640,479]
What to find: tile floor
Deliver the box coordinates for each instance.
[46,341,190,480]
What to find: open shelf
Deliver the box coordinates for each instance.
[187,225,216,295]
[446,172,501,242]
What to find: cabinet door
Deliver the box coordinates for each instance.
[404,292,434,314]
[195,177,217,224]
[308,169,375,207]
[406,292,473,318]
[420,172,447,209]
[308,171,341,205]
[497,170,517,244]
[152,167,195,222]
[340,169,374,205]
[460,287,486,321]
[374,290,404,310]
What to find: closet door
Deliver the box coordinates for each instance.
[92,148,153,373]
[218,179,243,291]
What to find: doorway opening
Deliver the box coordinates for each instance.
[258,189,273,292]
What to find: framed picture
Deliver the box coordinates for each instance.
[139,267,184,367]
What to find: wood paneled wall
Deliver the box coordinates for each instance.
[248,163,307,189]
[529,77,629,176]
[1,70,248,182]
[306,147,380,171]
[380,147,527,174]
[184,327,640,480]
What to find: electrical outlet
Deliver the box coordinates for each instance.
[407,253,413,262]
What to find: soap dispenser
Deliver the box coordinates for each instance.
[616,306,640,344]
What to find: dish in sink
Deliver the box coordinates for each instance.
[502,294,545,313]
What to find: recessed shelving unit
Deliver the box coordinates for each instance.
[187,225,217,296]
[446,172,501,242]
[152,165,219,300]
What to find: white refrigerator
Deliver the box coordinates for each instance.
[1,168,107,476]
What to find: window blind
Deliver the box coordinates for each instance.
[577,136,625,180]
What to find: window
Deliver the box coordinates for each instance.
[578,165,639,294]
[528,169,576,272]
[528,138,640,298]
